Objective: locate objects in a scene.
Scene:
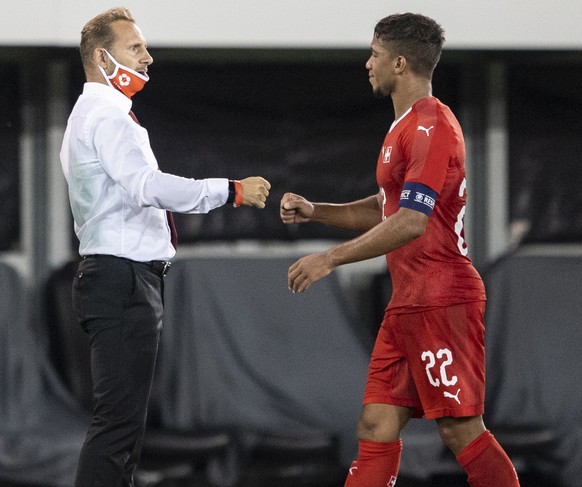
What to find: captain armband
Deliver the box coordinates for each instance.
[398,181,438,217]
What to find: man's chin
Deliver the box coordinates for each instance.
[372,89,389,99]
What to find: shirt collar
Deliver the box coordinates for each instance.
[82,82,132,113]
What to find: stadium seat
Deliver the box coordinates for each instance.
[237,431,345,487]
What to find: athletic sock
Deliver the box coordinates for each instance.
[456,430,521,487]
[344,439,402,487]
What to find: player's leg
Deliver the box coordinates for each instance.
[435,414,486,454]
[344,403,414,487]
[344,313,419,487]
[436,415,520,487]
[357,402,414,442]
[400,302,520,487]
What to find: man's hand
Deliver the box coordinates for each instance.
[288,251,336,293]
[280,192,314,224]
[240,177,271,208]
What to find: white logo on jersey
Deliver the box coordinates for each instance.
[381,145,392,163]
[455,178,468,256]
[444,388,462,405]
[417,125,434,136]
[349,466,358,475]
[387,476,397,487]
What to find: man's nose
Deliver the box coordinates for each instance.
[144,49,153,65]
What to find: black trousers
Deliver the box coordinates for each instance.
[72,255,165,487]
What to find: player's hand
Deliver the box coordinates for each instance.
[280,192,314,224]
[240,177,271,209]
[288,251,335,293]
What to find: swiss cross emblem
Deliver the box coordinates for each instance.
[382,145,392,163]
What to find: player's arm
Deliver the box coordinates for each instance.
[288,207,428,292]
[287,181,435,293]
[280,191,382,232]
[325,206,428,267]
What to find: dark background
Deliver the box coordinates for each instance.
[6,48,582,252]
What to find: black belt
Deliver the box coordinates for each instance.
[83,255,172,277]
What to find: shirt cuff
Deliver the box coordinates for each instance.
[206,178,230,206]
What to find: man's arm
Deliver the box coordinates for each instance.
[287,207,428,293]
[280,191,383,232]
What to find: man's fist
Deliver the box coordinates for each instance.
[280,192,314,224]
[240,177,271,209]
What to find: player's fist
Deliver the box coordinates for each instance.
[240,177,271,209]
[280,192,314,224]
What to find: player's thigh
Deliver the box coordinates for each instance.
[364,312,422,413]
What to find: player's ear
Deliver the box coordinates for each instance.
[394,55,407,73]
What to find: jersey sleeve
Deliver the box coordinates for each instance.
[404,100,454,195]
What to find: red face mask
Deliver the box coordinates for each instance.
[99,49,149,99]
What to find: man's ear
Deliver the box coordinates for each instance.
[93,48,107,69]
[394,55,407,74]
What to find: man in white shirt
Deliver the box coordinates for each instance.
[60,7,270,487]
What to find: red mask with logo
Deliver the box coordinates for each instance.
[99,49,149,99]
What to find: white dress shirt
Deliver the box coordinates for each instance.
[60,82,228,261]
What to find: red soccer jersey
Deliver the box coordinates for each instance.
[376,97,486,312]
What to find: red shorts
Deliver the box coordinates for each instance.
[363,302,486,419]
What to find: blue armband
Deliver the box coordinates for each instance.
[399,182,438,217]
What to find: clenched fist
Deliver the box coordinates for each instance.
[240,177,271,209]
[280,192,314,224]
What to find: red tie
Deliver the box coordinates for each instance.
[129,110,178,249]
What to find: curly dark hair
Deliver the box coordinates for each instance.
[374,13,445,79]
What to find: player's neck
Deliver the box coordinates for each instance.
[392,79,432,119]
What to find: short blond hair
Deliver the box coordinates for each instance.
[79,7,135,72]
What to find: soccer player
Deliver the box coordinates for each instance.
[279,13,520,487]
